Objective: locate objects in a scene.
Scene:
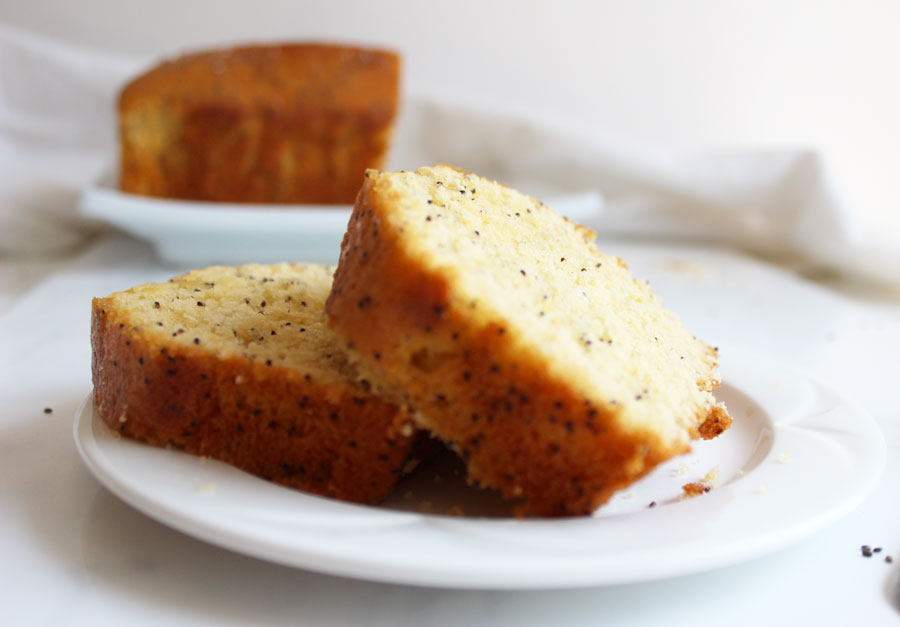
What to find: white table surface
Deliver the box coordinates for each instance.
[2,234,898,626]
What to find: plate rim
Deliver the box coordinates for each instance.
[77,180,604,268]
[80,184,354,230]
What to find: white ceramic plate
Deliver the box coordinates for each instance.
[73,344,884,589]
[79,183,353,266]
[79,180,603,267]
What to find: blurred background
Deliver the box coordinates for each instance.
[4,0,899,264]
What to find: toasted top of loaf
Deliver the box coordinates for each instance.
[334,165,728,449]
[119,43,400,127]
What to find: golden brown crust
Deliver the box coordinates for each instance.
[91,292,415,505]
[327,171,708,517]
[118,43,400,204]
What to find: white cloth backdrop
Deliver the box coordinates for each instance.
[2,24,897,286]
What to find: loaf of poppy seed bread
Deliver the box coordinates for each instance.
[91,263,418,504]
[118,43,400,204]
[326,165,732,517]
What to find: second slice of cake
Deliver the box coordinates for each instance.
[326,165,731,516]
[92,263,417,504]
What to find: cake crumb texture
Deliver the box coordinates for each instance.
[326,165,731,516]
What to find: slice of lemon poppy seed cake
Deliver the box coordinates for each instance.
[91,263,417,504]
[326,165,731,516]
